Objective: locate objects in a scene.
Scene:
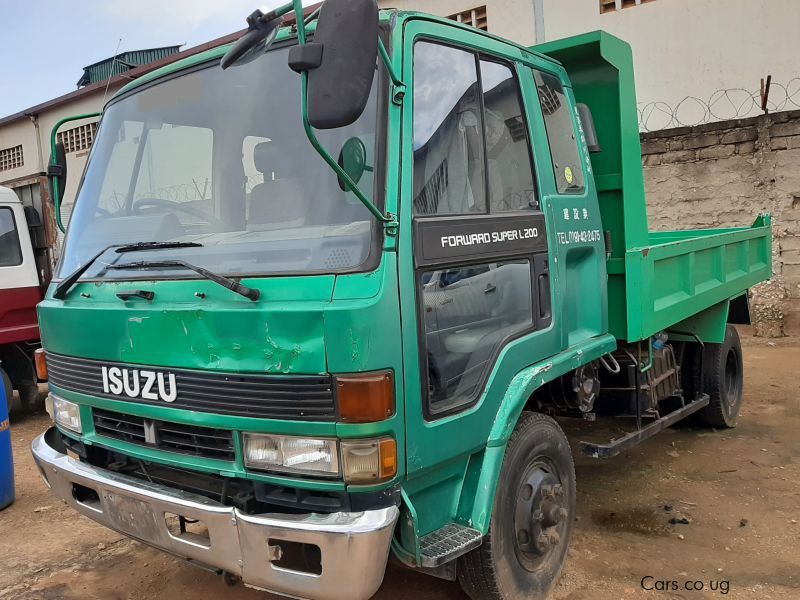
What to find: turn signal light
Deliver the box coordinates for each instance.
[336,370,394,423]
[34,348,48,381]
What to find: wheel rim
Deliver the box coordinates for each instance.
[513,459,568,572]
[723,347,741,415]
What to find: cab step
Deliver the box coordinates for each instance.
[419,523,483,567]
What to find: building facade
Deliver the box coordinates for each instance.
[0,85,123,265]
[379,0,800,130]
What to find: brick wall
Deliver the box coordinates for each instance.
[640,110,800,337]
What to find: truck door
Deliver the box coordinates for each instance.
[398,23,560,483]
[0,199,41,345]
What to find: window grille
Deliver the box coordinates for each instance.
[0,145,23,171]
[448,6,488,30]
[58,122,99,153]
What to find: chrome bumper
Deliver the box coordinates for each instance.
[32,429,398,600]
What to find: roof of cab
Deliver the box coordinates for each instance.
[113,9,559,102]
[0,186,21,205]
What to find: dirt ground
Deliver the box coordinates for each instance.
[1,335,798,600]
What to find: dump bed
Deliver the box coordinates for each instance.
[535,32,772,343]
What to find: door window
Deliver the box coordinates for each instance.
[480,60,537,211]
[413,42,538,216]
[421,260,533,414]
[534,70,585,194]
[413,42,485,216]
[0,208,22,267]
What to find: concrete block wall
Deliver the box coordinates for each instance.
[640,110,800,337]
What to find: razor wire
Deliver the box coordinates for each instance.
[638,78,800,132]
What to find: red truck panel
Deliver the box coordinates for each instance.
[0,286,41,345]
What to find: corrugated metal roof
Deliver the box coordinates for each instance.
[77,46,182,87]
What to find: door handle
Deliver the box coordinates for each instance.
[484,284,497,294]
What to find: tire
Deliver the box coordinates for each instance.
[18,383,42,412]
[698,325,743,428]
[1,368,14,414]
[458,412,576,600]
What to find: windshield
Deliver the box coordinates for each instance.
[58,44,380,280]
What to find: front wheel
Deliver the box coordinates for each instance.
[458,412,576,600]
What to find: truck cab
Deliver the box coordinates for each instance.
[31,3,771,600]
[0,186,43,411]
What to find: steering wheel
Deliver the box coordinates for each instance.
[132,197,225,229]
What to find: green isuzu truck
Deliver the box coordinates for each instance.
[32,2,772,598]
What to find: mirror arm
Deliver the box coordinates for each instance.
[304,6,322,26]
[263,1,297,23]
[291,0,308,43]
[378,38,406,91]
[292,0,395,227]
[300,72,390,223]
[49,112,101,233]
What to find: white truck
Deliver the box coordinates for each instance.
[0,186,45,412]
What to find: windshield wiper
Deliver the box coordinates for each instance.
[53,241,203,300]
[106,260,260,302]
[114,241,204,253]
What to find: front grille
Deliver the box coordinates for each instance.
[93,408,235,461]
[46,353,336,420]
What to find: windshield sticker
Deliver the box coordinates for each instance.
[564,167,574,185]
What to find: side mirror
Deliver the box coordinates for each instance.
[220,9,284,70]
[24,206,46,250]
[576,103,601,153]
[290,0,379,129]
[47,141,67,207]
[23,205,42,228]
[337,137,372,191]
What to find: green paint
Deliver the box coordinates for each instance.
[41,12,772,567]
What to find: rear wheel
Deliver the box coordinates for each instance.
[698,325,743,428]
[458,412,575,600]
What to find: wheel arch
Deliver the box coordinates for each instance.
[457,334,616,533]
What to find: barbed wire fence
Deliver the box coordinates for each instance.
[638,77,800,132]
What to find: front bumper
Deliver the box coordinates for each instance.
[32,429,398,600]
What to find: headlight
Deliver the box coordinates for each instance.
[243,433,339,477]
[53,396,82,433]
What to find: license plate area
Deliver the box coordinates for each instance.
[103,491,162,542]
